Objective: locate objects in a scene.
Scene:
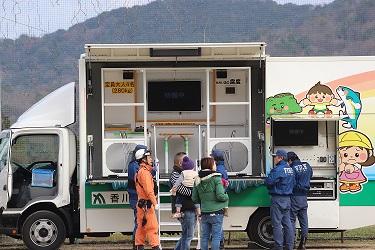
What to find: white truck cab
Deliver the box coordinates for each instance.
[0,82,77,250]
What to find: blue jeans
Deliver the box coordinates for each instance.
[270,196,294,250]
[175,210,197,250]
[290,195,309,238]
[129,195,138,240]
[200,213,224,250]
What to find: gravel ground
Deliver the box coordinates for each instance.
[2,235,375,250]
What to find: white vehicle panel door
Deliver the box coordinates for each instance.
[0,131,11,211]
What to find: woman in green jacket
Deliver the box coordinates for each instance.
[192,157,229,250]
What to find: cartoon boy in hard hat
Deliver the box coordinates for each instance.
[338,131,375,193]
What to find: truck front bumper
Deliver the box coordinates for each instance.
[0,213,20,236]
[0,227,18,235]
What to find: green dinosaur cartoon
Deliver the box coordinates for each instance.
[266,93,302,120]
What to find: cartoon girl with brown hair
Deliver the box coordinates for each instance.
[299,81,340,115]
[338,130,375,193]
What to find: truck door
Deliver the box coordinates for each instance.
[0,131,11,212]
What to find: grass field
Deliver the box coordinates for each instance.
[2,226,375,249]
[108,225,375,241]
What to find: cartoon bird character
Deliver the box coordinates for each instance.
[336,86,362,129]
[299,81,340,116]
[338,131,375,193]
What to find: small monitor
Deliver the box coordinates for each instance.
[148,81,201,112]
[273,121,318,146]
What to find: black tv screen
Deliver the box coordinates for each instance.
[273,121,318,146]
[148,81,201,111]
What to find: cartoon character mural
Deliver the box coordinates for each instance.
[336,86,362,129]
[338,130,375,193]
[267,82,363,129]
[265,93,302,121]
[299,81,340,116]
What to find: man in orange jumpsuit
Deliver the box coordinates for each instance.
[134,148,160,250]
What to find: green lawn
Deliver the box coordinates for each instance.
[107,225,375,242]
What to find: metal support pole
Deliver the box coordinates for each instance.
[180,135,189,156]
[247,67,252,175]
[142,69,148,147]
[88,135,94,179]
[198,125,202,167]
[206,69,210,156]
[163,136,169,174]
[153,125,158,161]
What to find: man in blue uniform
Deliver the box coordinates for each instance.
[287,151,313,250]
[265,149,295,250]
[127,144,148,250]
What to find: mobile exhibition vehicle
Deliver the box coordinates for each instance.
[0,43,375,249]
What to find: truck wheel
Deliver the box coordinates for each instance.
[22,210,66,250]
[247,209,273,248]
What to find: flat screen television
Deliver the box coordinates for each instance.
[273,121,318,146]
[147,81,202,111]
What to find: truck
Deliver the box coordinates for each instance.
[1,43,375,249]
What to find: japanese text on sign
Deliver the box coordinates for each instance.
[215,78,241,85]
[92,191,129,205]
[104,81,135,94]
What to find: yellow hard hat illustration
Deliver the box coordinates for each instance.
[339,130,373,149]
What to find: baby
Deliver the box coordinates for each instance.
[171,156,200,218]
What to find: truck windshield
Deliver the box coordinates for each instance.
[0,131,10,172]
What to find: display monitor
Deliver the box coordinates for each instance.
[147,81,202,111]
[273,121,318,146]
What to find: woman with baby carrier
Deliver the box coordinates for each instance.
[171,156,200,250]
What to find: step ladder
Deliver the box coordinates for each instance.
[156,178,201,249]
[152,125,201,249]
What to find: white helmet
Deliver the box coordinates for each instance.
[135,148,151,161]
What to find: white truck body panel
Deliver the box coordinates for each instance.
[267,56,375,230]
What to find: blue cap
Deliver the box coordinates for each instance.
[287,151,299,161]
[272,149,287,159]
[211,149,224,161]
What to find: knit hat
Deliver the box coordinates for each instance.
[182,156,195,170]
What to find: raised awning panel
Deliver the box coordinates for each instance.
[83,42,266,61]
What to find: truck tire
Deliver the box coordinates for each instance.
[22,210,66,250]
[247,208,273,249]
